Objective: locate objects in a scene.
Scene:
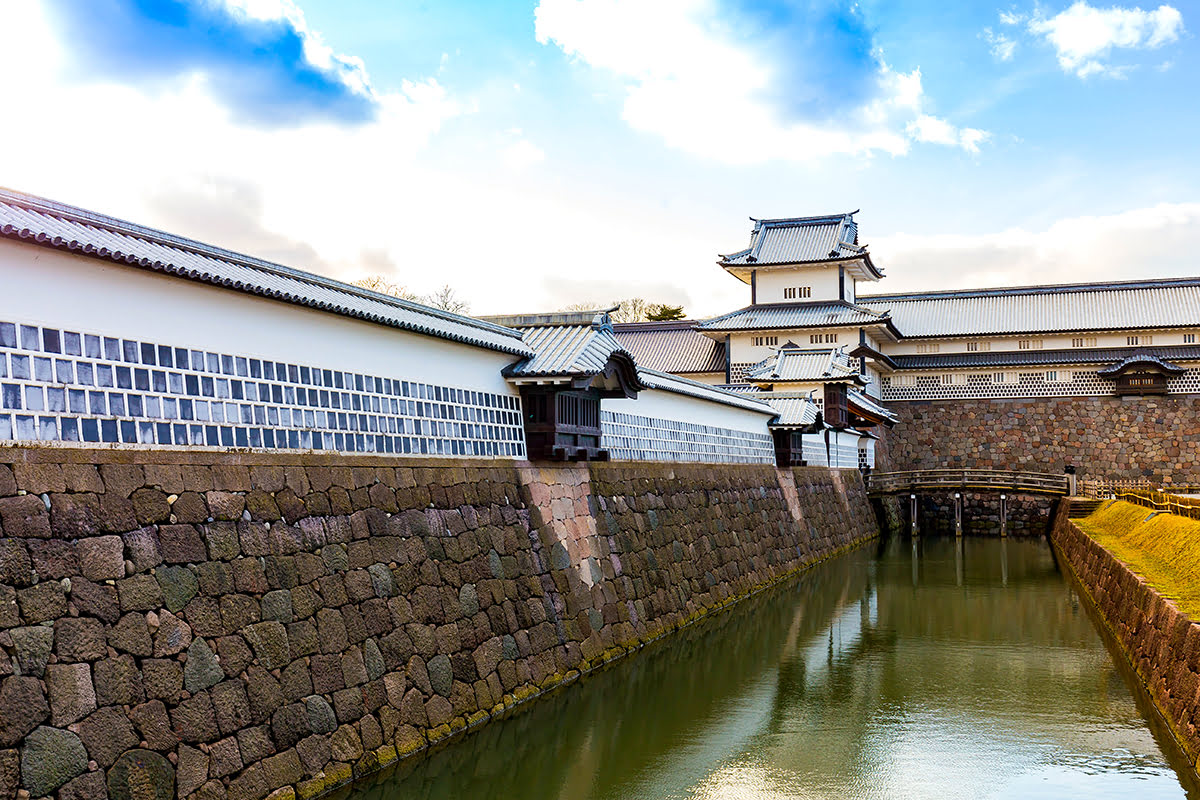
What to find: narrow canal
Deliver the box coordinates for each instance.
[347,537,1199,800]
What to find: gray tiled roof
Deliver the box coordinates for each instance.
[503,311,635,378]
[696,301,892,332]
[1096,354,1187,376]
[763,394,821,428]
[860,277,1200,339]
[720,213,863,266]
[847,389,898,424]
[745,346,860,383]
[890,344,1200,370]
[637,368,776,414]
[0,187,532,357]
[612,320,726,374]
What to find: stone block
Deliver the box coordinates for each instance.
[116,574,163,613]
[52,618,106,662]
[173,492,210,525]
[270,703,311,750]
[237,726,276,764]
[262,749,303,790]
[246,666,284,724]
[153,610,193,657]
[261,590,293,624]
[46,663,95,726]
[280,661,312,702]
[107,613,153,656]
[121,527,162,573]
[10,625,54,676]
[209,736,243,779]
[212,679,253,736]
[131,489,171,526]
[93,655,145,707]
[0,495,50,539]
[130,700,178,751]
[159,525,207,564]
[71,578,120,624]
[26,539,77,581]
[171,692,219,743]
[331,688,364,723]
[99,464,144,499]
[176,744,209,799]
[142,659,183,704]
[58,769,108,800]
[17,581,66,624]
[220,594,262,634]
[0,676,49,746]
[106,749,175,800]
[19,725,87,797]
[243,621,289,670]
[0,539,33,589]
[217,635,254,677]
[78,705,139,768]
[78,535,126,581]
[185,638,224,693]
[203,522,239,561]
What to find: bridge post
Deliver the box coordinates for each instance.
[1000,494,1007,537]
[954,492,963,537]
[910,494,918,535]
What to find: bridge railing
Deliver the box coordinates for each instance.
[868,468,1070,496]
[1103,488,1200,521]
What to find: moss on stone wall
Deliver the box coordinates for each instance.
[1052,506,1200,771]
[1078,501,1200,619]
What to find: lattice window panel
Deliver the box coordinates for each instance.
[728,362,755,384]
[882,367,1200,402]
[601,411,774,464]
[0,318,527,457]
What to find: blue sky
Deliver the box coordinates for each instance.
[2,0,1198,315]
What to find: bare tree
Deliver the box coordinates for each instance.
[426,284,471,315]
[352,275,420,302]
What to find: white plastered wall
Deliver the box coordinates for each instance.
[604,387,774,435]
[1,241,521,398]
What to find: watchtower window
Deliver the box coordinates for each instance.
[753,336,778,347]
[1018,339,1043,350]
[1185,333,1196,344]
[783,287,812,300]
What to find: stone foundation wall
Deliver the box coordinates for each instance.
[0,449,878,800]
[1052,509,1200,766]
[897,492,1059,537]
[886,395,1200,484]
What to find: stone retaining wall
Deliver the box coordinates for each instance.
[1052,508,1200,767]
[899,492,1059,537]
[886,396,1200,484]
[0,449,878,800]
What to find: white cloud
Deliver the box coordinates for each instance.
[983,27,1018,60]
[534,0,986,162]
[1027,1,1185,78]
[872,203,1200,293]
[501,138,546,170]
[999,10,1027,25]
[906,115,990,153]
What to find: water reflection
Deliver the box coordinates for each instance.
[347,537,1196,800]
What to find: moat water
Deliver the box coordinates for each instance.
[346,537,1198,800]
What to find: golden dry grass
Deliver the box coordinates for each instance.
[1077,500,1200,619]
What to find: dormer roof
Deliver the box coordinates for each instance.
[718,212,883,282]
[695,300,899,338]
[744,343,865,385]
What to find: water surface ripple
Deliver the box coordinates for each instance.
[349,537,1198,800]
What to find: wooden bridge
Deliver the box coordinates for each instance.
[868,469,1071,497]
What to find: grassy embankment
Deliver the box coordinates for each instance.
[1077,500,1200,619]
